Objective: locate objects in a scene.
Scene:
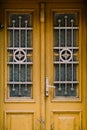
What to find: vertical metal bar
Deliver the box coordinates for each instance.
[71,19,74,91]
[65,16,68,47]
[64,16,68,95]
[18,16,22,95]
[12,20,15,91]
[58,19,61,91]
[25,20,28,91]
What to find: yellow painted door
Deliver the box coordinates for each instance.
[0,2,87,130]
[0,4,41,130]
[45,3,87,130]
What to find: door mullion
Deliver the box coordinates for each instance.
[40,3,46,130]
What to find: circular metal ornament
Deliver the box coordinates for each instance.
[14,49,26,63]
[60,48,72,62]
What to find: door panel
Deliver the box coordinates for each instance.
[0,2,86,130]
[1,4,41,130]
[5,111,35,130]
[51,110,81,130]
[45,4,86,130]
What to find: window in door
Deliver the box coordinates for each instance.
[7,12,33,98]
[53,11,80,98]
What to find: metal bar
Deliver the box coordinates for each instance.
[7,47,33,50]
[25,20,28,91]
[8,27,33,30]
[12,20,15,91]
[18,16,22,96]
[64,16,68,95]
[54,81,79,84]
[18,85,21,95]
[8,82,32,84]
[7,62,33,64]
[54,61,79,64]
[54,47,79,50]
[71,19,74,91]
[54,27,79,30]
[58,19,61,91]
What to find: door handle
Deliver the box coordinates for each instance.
[46,77,55,96]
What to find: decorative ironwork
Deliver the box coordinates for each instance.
[60,48,72,62]
[7,14,33,97]
[53,13,79,97]
[14,49,26,63]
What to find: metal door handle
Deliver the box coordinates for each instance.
[46,77,55,96]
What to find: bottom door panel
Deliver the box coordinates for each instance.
[51,110,81,130]
[5,111,35,130]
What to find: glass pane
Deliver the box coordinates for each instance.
[55,84,77,96]
[7,13,33,98]
[53,12,79,97]
[10,84,31,97]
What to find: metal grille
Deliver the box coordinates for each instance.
[53,13,79,97]
[7,14,33,97]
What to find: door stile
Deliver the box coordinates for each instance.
[40,3,46,130]
[0,9,4,130]
[82,6,87,130]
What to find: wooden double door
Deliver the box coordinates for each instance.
[0,2,87,130]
